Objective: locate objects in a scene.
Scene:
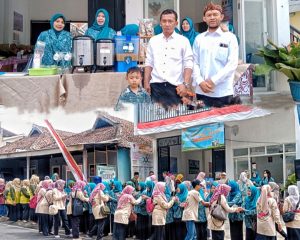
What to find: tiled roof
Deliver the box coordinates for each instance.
[0,125,75,154]
[0,114,152,155]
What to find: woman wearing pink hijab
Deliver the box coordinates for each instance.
[256,185,283,240]
[113,185,142,240]
[66,180,89,239]
[35,179,53,236]
[90,183,110,240]
[151,182,175,240]
[208,184,243,240]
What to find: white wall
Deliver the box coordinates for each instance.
[2,0,30,44]
[0,0,4,43]
[29,0,88,21]
[126,0,143,24]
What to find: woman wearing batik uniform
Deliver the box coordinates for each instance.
[134,182,148,240]
[238,171,253,200]
[90,183,110,240]
[196,183,209,239]
[11,178,21,221]
[52,179,71,238]
[64,179,74,230]
[144,180,155,238]
[165,185,175,240]
[80,183,93,235]
[243,186,260,240]
[151,182,175,240]
[20,179,31,222]
[250,170,262,187]
[0,178,6,217]
[208,184,242,240]
[256,185,283,240]
[85,9,116,40]
[35,13,72,67]
[85,182,96,237]
[113,185,142,240]
[227,180,244,240]
[283,185,300,239]
[260,170,275,186]
[106,180,122,236]
[180,17,199,47]
[172,183,187,240]
[67,180,89,239]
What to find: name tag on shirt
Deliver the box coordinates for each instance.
[219,43,228,48]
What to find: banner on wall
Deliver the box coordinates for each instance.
[182,123,225,152]
[96,165,117,182]
[130,143,153,181]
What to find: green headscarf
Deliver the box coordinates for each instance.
[91,8,111,38]
[181,17,199,46]
[50,13,66,34]
[121,24,139,36]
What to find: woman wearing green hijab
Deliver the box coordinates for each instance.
[180,17,199,47]
[35,13,72,67]
[85,8,116,40]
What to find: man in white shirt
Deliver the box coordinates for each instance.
[193,3,240,108]
[144,9,193,109]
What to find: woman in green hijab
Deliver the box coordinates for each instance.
[85,8,116,40]
[35,13,72,67]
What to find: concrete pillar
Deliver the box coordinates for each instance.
[152,139,158,177]
[26,156,30,179]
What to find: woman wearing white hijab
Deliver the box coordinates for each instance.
[256,185,283,240]
[283,185,300,239]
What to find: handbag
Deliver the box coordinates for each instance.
[99,193,110,216]
[49,204,58,215]
[72,190,84,217]
[129,211,137,222]
[210,196,227,221]
[282,198,300,223]
[29,195,38,209]
[44,191,58,216]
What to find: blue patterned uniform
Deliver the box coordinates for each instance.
[115,86,151,110]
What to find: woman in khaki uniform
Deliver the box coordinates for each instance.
[283,185,300,239]
[35,180,53,236]
[256,185,283,240]
[66,180,89,239]
[52,179,71,238]
[113,185,142,240]
[208,184,243,240]
[90,183,110,240]
[150,182,175,240]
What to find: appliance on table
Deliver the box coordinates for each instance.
[95,39,114,72]
[72,35,94,73]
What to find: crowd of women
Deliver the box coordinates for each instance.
[36,7,202,67]
[0,169,299,240]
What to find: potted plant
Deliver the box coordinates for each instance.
[255,39,300,101]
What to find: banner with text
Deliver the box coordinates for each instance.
[182,123,225,152]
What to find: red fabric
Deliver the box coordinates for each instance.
[29,195,38,209]
[137,105,251,130]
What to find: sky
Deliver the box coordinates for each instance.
[0,105,134,135]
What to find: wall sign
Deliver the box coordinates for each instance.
[182,123,225,151]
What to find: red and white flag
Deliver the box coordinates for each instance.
[45,120,85,181]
